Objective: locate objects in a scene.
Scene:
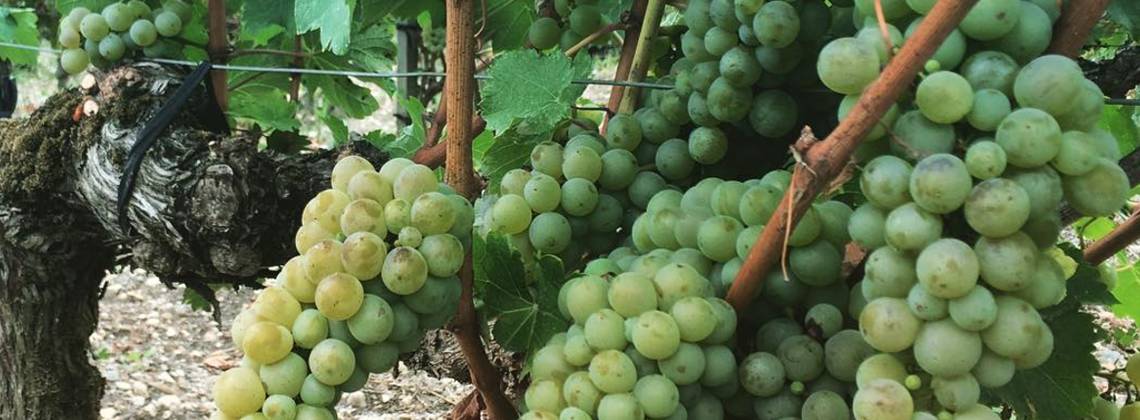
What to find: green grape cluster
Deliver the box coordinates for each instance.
[516,249,739,419]
[807,1,1127,418]
[487,120,670,269]
[643,0,852,171]
[56,1,191,75]
[527,0,608,51]
[627,170,857,299]
[210,156,473,420]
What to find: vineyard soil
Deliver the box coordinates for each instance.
[92,270,471,419]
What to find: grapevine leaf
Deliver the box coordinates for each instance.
[389,1,446,23]
[229,89,300,133]
[473,232,568,353]
[54,0,114,14]
[988,306,1100,420]
[294,0,356,55]
[480,50,591,135]
[305,75,378,118]
[182,287,212,312]
[0,8,38,66]
[320,112,350,146]
[1112,264,1140,321]
[365,96,423,158]
[471,130,494,168]
[1107,0,1140,40]
[480,0,535,50]
[179,2,209,60]
[476,128,552,193]
[239,24,285,47]
[1098,105,1139,156]
[242,0,294,37]
[308,24,396,92]
[1059,243,1118,306]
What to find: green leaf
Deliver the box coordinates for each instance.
[182,288,212,312]
[364,130,395,151]
[477,127,552,193]
[239,24,285,47]
[481,0,535,50]
[1098,104,1139,156]
[229,88,300,133]
[1075,217,1117,242]
[320,112,350,146]
[988,306,1100,420]
[365,96,423,158]
[243,0,295,36]
[1107,0,1140,40]
[480,50,591,135]
[473,232,568,353]
[55,0,114,14]
[305,75,379,118]
[471,130,494,167]
[1059,243,1119,306]
[0,9,38,66]
[294,0,356,55]
[1112,265,1140,321]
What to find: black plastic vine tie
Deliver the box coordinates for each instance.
[116,62,214,234]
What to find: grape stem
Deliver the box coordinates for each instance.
[873,0,895,61]
[442,1,514,419]
[1084,208,1140,265]
[723,0,982,313]
[1047,0,1111,58]
[564,22,630,59]
[602,0,651,133]
[617,0,666,114]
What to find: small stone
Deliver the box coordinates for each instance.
[99,407,118,419]
[156,394,181,409]
[344,391,367,408]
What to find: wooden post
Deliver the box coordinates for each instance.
[206,0,228,110]
[443,0,514,419]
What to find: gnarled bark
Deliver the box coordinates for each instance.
[0,64,385,418]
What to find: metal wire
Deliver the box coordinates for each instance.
[0,41,674,89]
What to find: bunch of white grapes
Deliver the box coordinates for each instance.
[516,251,739,419]
[56,0,191,75]
[670,0,834,142]
[805,0,1130,418]
[209,156,473,420]
[627,171,855,301]
[487,119,685,270]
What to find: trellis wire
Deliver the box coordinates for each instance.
[0,42,674,89]
[11,42,1136,103]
